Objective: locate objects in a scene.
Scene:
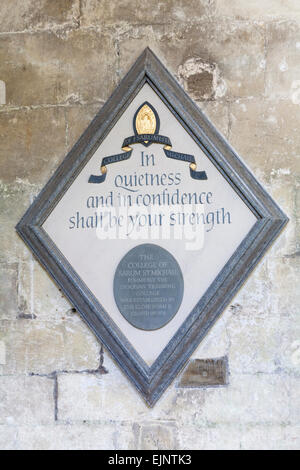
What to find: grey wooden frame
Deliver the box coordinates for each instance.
[16,48,288,406]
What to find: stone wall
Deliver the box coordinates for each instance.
[0,0,299,450]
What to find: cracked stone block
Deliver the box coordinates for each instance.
[0,375,54,425]
[0,318,99,375]
[0,30,116,106]
[0,108,66,184]
[0,0,80,33]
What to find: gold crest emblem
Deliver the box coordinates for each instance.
[135,103,157,136]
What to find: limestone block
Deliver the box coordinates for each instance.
[226,313,281,374]
[275,316,300,376]
[239,423,296,450]
[231,258,272,317]
[64,104,102,152]
[198,101,229,138]
[0,263,18,319]
[0,108,66,184]
[0,182,37,264]
[229,100,300,180]
[268,256,300,317]
[118,21,265,100]
[18,259,71,320]
[179,423,242,450]
[17,422,136,450]
[199,373,290,425]
[137,422,178,450]
[0,0,80,33]
[215,0,300,22]
[0,318,99,375]
[266,21,300,99]
[0,30,116,106]
[57,373,105,421]
[0,425,19,450]
[0,376,54,425]
[81,0,214,27]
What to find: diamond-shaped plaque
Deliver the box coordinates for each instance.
[16,49,288,406]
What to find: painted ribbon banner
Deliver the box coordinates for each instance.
[88,132,208,184]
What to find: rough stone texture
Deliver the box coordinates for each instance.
[0,108,66,184]
[0,30,117,106]
[0,0,80,33]
[0,376,54,425]
[0,0,299,450]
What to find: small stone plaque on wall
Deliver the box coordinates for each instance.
[16,48,288,406]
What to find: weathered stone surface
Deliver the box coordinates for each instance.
[16,422,135,450]
[179,423,242,450]
[0,318,99,375]
[0,426,19,450]
[0,376,54,425]
[215,0,300,21]
[0,30,116,106]
[230,258,271,317]
[229,100,300,179]
[266,21,300,100]
[18,259,71,320]
[199,373,290,424]
[0,108,66,184]
[226,313,281,374]
[179,423,300,450]
[58,373,105,421]
[240,424,300,450]
[58,369,147,421]
[268,256,300,317]
[0,182,37,264]
[199,100,229,138]
[0,0,80,33]
[81,0,214,27]
[0,263,18,319]
[138,422,178,450]
[64,104,101,152]
[118,21,265,99]
[192,309,230,359]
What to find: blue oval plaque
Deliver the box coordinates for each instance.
[113,244,184,330]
